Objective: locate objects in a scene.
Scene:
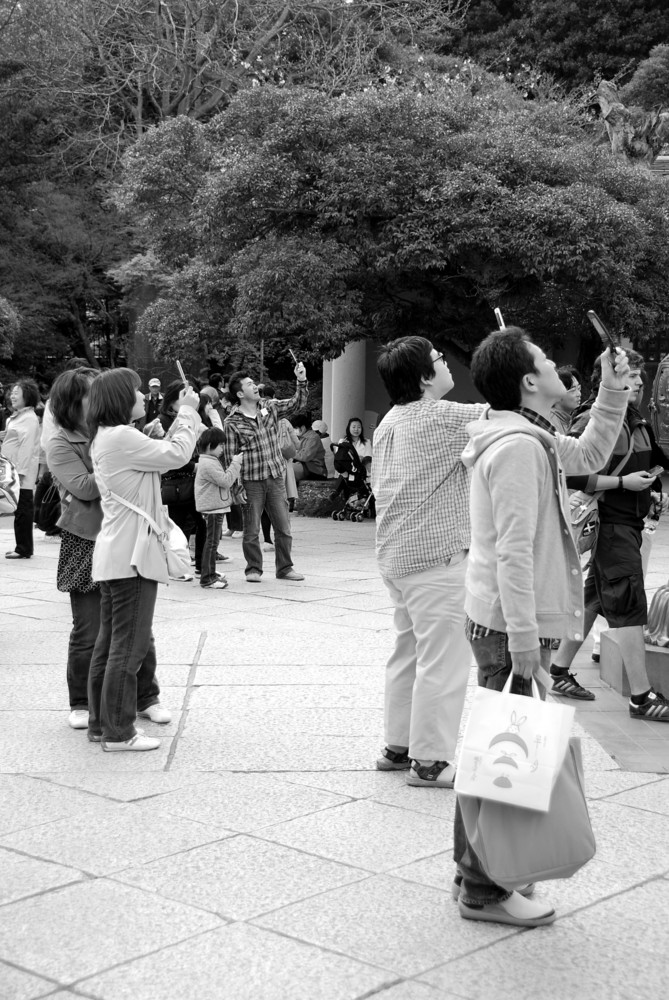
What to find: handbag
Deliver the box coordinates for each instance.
[458,738,596,888]
[454,672,574,812]
[160,473,195,505]
[569,439,635,556]
[109,491,191,584]
[0,455,20,515]
[34,472,61,532]
[278,419,298,460]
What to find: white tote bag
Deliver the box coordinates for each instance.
[454,673,574,812]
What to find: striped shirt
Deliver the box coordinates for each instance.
[223,383,308,482]
[371,398,486,579]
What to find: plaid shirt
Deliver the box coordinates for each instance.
[223,382,308,482]
[465,407,556,646]
[371,398,486,578]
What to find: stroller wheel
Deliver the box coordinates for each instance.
[357,513,364,522]
[332,511,339,521]
[338,511,346,521]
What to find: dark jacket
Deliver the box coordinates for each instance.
[568,398,668,527]
[46,426,102,541]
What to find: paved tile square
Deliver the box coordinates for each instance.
[0,798,229,875]
[38,770,219,802]
[142,771,350,832]
[0,848,84,906]
[77,923,393,1000]
[0,775,94,835]
[604,775,669,814]
[114,834,367,919]
[257,799,451,872]
[253,874,513,976]
[0,879,221,982]
[0,961,58,1000]
[589,800,669,876]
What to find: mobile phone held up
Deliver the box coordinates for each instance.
[494,308,505,330]
[175,360,190,389]
[587,311,619,354]
[288,348,298,364]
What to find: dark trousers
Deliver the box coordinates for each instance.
[13,488,34,556]
[201,513,223,586]
[261,509,272,544]
[87,576,161,742]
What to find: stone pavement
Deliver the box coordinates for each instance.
[0,514,668,1000]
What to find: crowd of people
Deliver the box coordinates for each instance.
[371,329,668,930]
[3,327,663,930]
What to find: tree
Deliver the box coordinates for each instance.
[115,81,669,368]
[444,0,669,91]
[623,44,669,111]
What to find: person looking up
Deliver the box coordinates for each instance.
[2,379,41,559]
[549,367,582,433]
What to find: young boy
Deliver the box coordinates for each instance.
[195,428,243,590]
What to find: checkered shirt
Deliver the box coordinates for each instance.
[223,382,308,481]
[371,398,486,579]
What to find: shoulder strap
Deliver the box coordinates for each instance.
[108,490,165,538]
[591,435,636,501]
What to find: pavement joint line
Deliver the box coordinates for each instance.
[163,630,207,773]
[0,874,91,911]
[0,956,63,991]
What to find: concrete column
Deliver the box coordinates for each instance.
[322,358,334,436]
[329,340,366,441]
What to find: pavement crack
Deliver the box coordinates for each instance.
[164,630,207,772]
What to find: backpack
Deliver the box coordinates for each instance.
[0,455,20,514]
[569,491,601,556]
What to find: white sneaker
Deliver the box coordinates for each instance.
[263,542,275,551]
[137,703,172,724]
[169,573,194,582]
[68,709,89,730]
[101,734,160,752]
[459,891,555,927]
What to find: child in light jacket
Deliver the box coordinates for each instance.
[195,427,243,589]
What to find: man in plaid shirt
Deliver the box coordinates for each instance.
[223,363,308,582]
[371,336,485,789]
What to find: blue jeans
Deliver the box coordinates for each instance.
[87,576,161,742]
[67,589,102,709]
[242,477,293,578]
[201,513,223,586]
[453,632,548,904]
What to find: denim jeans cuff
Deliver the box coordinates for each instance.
[460,884,511,906]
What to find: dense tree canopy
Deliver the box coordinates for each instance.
[446,0,669,91]
[116,81,669,369]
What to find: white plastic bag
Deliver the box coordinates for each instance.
[455,672,574,812]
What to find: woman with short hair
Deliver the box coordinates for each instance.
[2,378,41,559]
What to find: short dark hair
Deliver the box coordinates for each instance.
[557,365,581,391]
[209,373,224,390]
[345,416,367,445]
[590,349,645,393]
[470,327,538,410]
[227,371,251,403]
[50,368,99,432]
[198,426,226,452]
[13,378,41,409]
[290,411,310,430]
[87,368,141,437]
[377,336,437,405]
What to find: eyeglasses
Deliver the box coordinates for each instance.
[432,353,445,365]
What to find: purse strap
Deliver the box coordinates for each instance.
[108,490,166,539]
[590,435,636,502]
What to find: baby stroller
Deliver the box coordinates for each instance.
[330,441,375,522]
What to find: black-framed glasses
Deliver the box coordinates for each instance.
[433,353,445,365]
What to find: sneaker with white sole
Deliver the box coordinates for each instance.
[68,709,89,730]
[629,688,669,722]
[458,891,555,927]
[137,703,172,724]
[202,579,228,589]
[101,733,160,752]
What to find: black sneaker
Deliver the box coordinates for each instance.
[551,671,595,701]
[629,689,669,722]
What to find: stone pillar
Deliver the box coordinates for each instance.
[322,358,334,436]
[329,340,366,441]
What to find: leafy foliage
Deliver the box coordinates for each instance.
[117,82,669,366]
[445,0,669,91]
[623,45,669,110]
